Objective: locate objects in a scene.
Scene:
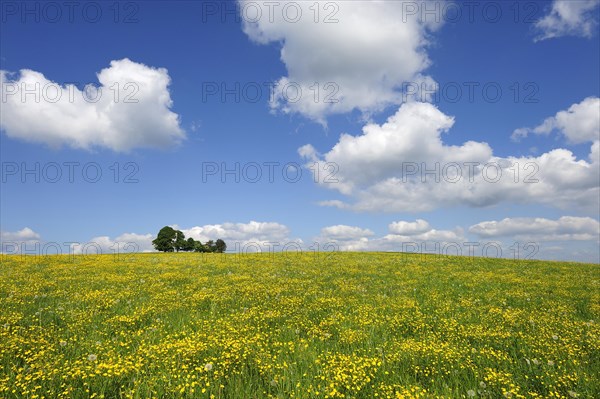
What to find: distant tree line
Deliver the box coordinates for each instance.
[152,226,226,253]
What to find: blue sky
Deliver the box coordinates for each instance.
[1,0,599,262]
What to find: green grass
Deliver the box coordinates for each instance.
[0,252,598,398]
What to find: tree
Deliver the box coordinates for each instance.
[153,227,227,255]
[152,226,177,252]
[173,230,186,252]
[193,241,207,253]
[215,239,227,253]
[205,240,215,253]
[183,237,196,252]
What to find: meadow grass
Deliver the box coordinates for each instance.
[0,252,598,398]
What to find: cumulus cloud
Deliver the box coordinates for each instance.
[0,227,42,253]
[239,0,443,123]
[71,233,154,255]
[1,230,155,255]
[1,227,40,241]
[314,219,599,262]
[1,222,300,255]
[512,97,600,143]
[315,220,463,252]
[314,225,373,251]
[0,59,185,152]
[388,219,431,235]
[469,216,600,242]
[377,226,464,251]
[320,225,374,240]
[534,0,600,41]
[0,227,41,254]
[178,221,299,251]
[300,101,600,213]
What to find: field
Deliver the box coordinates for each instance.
[0,252,598,399]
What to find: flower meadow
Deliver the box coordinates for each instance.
[0,252,598,398]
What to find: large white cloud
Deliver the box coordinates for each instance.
[469,216,600,242]
[300,101,600,213]
[239,0,443,123]
[512,97,600,144]
[534,0,600,41]
[0,59,185,152]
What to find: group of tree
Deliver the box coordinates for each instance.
[152,226,226,253]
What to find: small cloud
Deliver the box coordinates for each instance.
[469,216,600,241]
[0,227,42,254]
[189,120,202,133]
[534,0,600,41]
[388,219,431,235]
[0,227,41,241]
[320,225,374,241]
[512,97,600,144]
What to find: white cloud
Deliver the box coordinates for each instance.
[512,97,600,143]
[315,220,463,252]
[1,227,42,253]
[178,221,298,251]
[1,222,295,255]
[388,219,431,235]
[0,227,41,254]
[1,221,597,262]
[534,0,600,41]
[0,59,185,152]
[320,225,374,240]
[314,224,373,251]
[300,102,600,213]
[469,216,600,242]
[0,227,41,241]
[377,227,464,250]
[239,0,443,123]
[2,222,298,255]
[314,219,599,262]
[71,233,154,255]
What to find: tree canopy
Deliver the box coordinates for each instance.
[151,226,177,252]
[152,226,226,253]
